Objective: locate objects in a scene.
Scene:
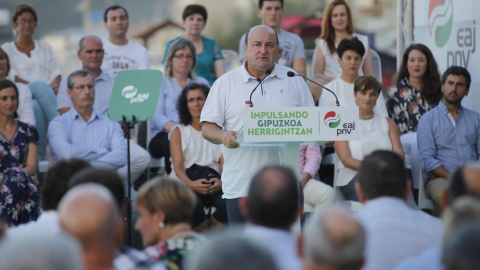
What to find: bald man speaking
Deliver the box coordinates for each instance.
[201,25,314,223]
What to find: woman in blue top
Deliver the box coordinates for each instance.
[162,4,225,85]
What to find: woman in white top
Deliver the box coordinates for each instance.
[1,4,60,160]
[169,83,227,228]
[334,76,403,201]
[311,0,374,101]
[0,48,35,126]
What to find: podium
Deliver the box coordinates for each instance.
[240,106,359,180]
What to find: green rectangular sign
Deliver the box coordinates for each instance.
[108,70,163,121]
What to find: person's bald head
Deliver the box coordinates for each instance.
[245,25,279,47]
[463,164,480,196]
[77,35,104,73]
[243,25,279,76]
[303,209,365,270]
[58,183,120,250]
[446,164,480,208]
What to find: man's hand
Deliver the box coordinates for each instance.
[208,178,222,195]
[223,131,239,149]
[188,179,211,195]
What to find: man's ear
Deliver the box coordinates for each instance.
[239,197,248,218]
[441,188,449,210]
[403,181,412,202]
[297,234,303,258]
[278,48,283,59]
[355,182,367,204]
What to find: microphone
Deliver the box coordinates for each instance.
[287,71,340,106]
[249,69,271,107]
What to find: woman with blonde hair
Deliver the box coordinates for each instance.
[135,177,203,269]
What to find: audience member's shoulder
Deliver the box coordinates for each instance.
[128,39,147,51]
[280,29,302,40]
[1,41,13,51]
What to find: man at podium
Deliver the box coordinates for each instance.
[201,25,314,224]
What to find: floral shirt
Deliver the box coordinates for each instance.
[144,235,204,270]
[0,121,39,173]
[387,77,431,135]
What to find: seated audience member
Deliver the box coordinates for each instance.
[394,164,480,270]
[59,183,123,270]
[300,144,334,209]
[240,166,302,270]
[238,0,306,77]
[185,231,278,270]
[135,177,203,269]
[318,37,387,116]
[301,208,365,270]
[0,79,39,177]
[443,205,480,270]
[417,66,479,216]
[48,70,127,172]
[7,158,90,236]
[355,150,442,270]
[0,48,35,125]
[334,76,403,200]
[150,39,209,174]
[387,44,442,194]
[1,4,60,160]
[69,168,167,270]
[0,79,39,227]
[170,83,227,229]
[164,4,225,85]
[56,35,150,184]
[0,231,84,270]
[395,196,480,270]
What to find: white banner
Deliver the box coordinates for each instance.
[413,0,479,112]
[242,106,359,142]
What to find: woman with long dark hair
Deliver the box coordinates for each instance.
[387,43,442,192]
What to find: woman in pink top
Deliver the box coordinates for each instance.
[300,144,334,209]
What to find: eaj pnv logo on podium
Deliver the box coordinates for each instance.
[243,106,359,142]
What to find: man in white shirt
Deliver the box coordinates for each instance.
[355,150,442,270]
[240,166,303,270]
[201,25,314,223]
[101,5,149,77]
[238,0,306,77]
[319,37,387,117]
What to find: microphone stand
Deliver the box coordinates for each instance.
[287,71,340,106]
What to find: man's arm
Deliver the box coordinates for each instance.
[48,118,109,161]
[292,57,306,78]
[90,122,127,169]
[57,77,73,114]
[417,115,448,179]
[238,34,246,64]
[202,122,238,148]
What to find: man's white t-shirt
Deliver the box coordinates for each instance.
[101,38,150,77]
[200,63,314,199]
[319,77,388,117]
